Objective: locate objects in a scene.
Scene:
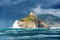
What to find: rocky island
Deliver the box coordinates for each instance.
[13,12,48,28]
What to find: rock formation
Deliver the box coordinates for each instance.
[13,12,48,28]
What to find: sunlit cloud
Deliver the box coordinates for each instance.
[32,5,60,17]
[32,6,42,14]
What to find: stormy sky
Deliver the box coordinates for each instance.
[0,0,60,28]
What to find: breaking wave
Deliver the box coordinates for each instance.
[0,28,60,40]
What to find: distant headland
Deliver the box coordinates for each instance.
[13,12,48,28]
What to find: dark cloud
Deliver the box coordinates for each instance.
[0,0,60,27]
[0,0,60,9]
[1,0,60,20]
[40,0,60,9]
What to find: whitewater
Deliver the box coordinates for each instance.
[0,20,60,40]
[0,28,60,40]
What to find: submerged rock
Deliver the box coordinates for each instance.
[13,12,48,28]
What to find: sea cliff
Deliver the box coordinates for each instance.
[13,12,48,28]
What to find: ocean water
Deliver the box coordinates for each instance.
[0,28,60,40]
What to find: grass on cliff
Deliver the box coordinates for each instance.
[19,17,34,22]
[24,17,34,21]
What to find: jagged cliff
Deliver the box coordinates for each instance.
[13,12,48,28]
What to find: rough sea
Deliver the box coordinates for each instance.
[0,28,60,40]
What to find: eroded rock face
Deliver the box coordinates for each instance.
[13,12,48,28]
